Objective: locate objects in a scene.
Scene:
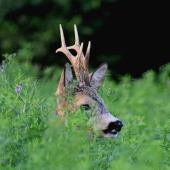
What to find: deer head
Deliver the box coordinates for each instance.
[55,25,123,138]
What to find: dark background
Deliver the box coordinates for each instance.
[0,0,169,80]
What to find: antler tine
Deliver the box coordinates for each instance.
[77,43,84,87]
[67,25,85,57]
[79,41,91,86]
[78,42,84,58]
[74,24,80,46]
[60,24,66,48]
[56,24,73,62]
[85,41,91,59]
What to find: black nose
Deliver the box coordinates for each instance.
[114,120,123,132]
[103,121,123,134]
[115,120,123,128]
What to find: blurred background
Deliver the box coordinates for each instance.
[0,0,168,81]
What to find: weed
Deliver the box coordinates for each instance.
[0,54,170,169]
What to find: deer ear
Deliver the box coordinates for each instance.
[55,63,73,96]
[55,63,73,115]
[56,70,65,96]
[64,63,73,95]
[90,63,108,91]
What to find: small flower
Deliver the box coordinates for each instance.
[2,60,5,68]
[0,66,3,72]
[88,134,93,140]
[15,84,22,94]
[54,112,59,118]
[2,159,7,164]
[76,125,80,130]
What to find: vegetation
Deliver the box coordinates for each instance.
[0,54,170,169]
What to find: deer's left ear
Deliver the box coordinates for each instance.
[90,63,108,91]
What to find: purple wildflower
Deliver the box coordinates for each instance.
[54,112,59,118]
[76,125,80,130]
[15,84,22,94]
[0,66,3,72]
[2,159,7,164]
[2,61,5,68]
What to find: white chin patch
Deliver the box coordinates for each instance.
[103,132,118,138]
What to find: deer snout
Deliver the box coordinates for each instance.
[111,120,123,132]
[103,120,123,135]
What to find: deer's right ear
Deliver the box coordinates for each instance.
[89,63,108,91]
[56,70,65,97]
[64,63,73,95]
[55,63,73,115]
[55,63,73,97]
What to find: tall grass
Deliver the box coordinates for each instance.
[0,54,170,169]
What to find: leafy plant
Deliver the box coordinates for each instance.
[0,54,170,169]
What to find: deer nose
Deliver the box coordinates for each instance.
[103,120,123,134]
[114,120,123,132]
[115,120,123,127]
[108,120,123,132]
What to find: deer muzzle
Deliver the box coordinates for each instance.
[102,120,123,138]
[90,111,123,138]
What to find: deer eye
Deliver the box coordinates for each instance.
[82,104,90,111]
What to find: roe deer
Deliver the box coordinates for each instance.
[55,25,123,138]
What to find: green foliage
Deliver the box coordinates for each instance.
[1,54,170,169]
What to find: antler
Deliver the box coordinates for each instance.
[67,25,91,86]
[56,24,91,87]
